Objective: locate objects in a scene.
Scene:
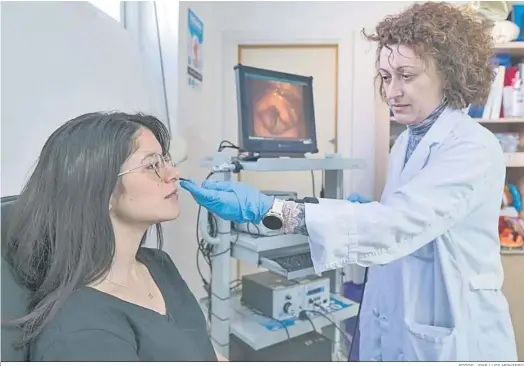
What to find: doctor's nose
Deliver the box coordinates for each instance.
[385,79,403,100]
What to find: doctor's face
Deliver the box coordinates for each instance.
[379,44,444,125]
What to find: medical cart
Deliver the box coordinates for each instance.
[199,153,366,360]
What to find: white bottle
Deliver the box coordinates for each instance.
[511,71,524,117]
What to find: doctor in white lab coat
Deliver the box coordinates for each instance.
[180,2,518,361]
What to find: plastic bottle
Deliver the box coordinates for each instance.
[511,71,524,117]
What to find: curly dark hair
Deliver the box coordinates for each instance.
[363,1,495,109]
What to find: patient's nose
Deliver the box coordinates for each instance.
[164,164,179,182]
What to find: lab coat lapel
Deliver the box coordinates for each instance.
[399,108,462,185]
[381,131,408,201]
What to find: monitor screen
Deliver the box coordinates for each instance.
[234,64,318,156]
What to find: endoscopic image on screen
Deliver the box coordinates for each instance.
[249,78,307,139]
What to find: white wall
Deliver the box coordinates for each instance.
[88,1,122,22]
[0,0,224,300]
[1,1,153,196]
[165,1,226,298]
[122,1,178,132]
[1,2,221,295]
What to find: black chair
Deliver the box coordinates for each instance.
[1,195,30,361]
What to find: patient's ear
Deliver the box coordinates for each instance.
[108,194,115,212]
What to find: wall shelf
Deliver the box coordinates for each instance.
[200,292,359,351]
[505,153,524,167]
[475,118,524,124]
[493,41,524,55]
[501,248,524,255]
[390,117,524,124]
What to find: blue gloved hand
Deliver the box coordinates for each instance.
[179,179,274,224]
[347,192,371,204]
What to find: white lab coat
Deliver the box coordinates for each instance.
[305,108,518,361]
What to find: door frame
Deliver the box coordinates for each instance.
[237,43,339,153]
[221,30,355,189]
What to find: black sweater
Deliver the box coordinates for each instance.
[30,248,217,362]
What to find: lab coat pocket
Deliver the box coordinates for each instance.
[359,308,383,361]
[404,321,458,361]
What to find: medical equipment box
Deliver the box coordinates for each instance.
[229,331,332,361]
[241,271,330,321]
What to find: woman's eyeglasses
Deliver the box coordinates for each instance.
[118,154,175,181]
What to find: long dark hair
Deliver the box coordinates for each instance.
[3,112,171,345]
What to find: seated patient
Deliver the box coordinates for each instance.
[4,112,217,361]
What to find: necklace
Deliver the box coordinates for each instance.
[106,269,154,300]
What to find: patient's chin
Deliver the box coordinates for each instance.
[161,207,180,222]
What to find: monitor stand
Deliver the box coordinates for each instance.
[239,152,306,161]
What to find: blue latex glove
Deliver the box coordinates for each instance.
[180,179,274,224]
[347,192,371,204]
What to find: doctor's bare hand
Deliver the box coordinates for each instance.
[179,179,274,224]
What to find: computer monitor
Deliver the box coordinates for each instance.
[234,64,319,157]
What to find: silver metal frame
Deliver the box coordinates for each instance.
[199,153,366,359]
